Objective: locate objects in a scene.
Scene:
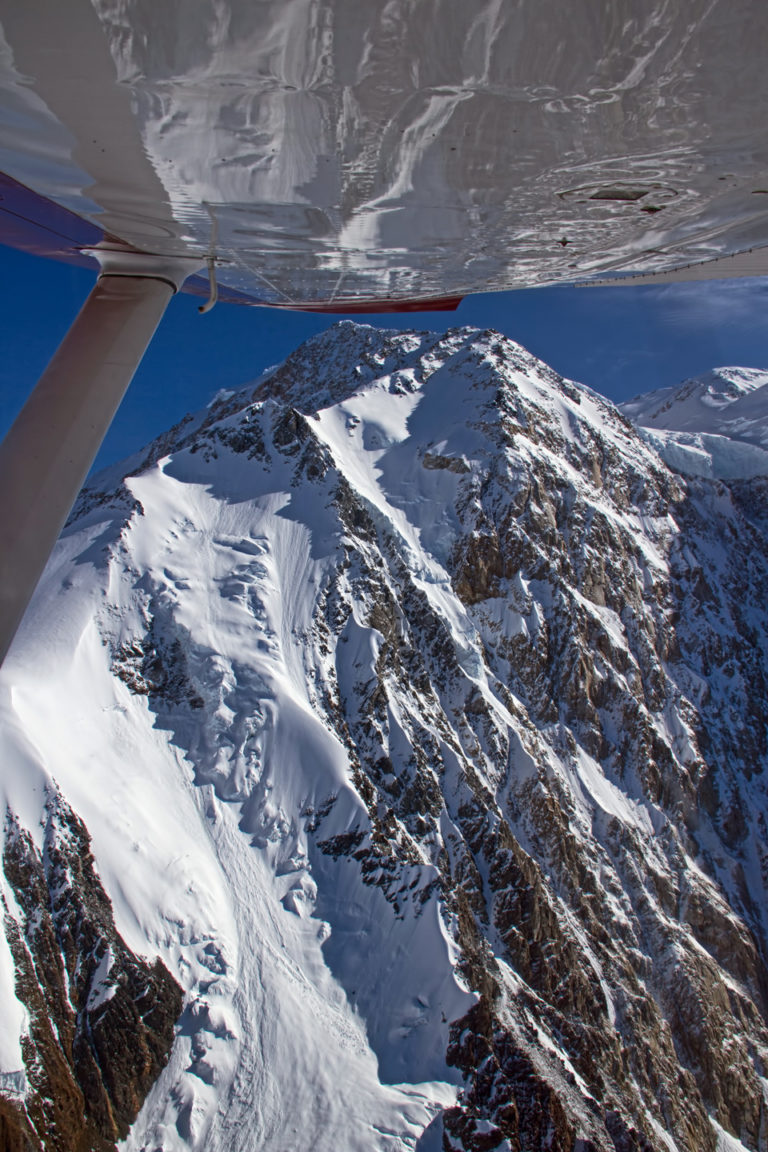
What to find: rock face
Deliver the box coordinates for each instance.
[0,791,183,1151]
[1,321,768,1151]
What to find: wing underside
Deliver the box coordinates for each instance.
[1,0,768,306]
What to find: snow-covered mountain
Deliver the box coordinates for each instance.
[620,367,768,431]
[2,323,768,1152]
[621,367,768,480]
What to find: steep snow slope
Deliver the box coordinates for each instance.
[2,323,768,1152]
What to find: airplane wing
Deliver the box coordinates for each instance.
[1,0,768,306]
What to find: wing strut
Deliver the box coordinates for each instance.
[0,254,202,664]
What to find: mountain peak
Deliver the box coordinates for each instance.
[620,364,768,429]
[620,364,768,480]
[251,321,496,413]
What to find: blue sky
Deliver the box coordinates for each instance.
[2,243,768,471]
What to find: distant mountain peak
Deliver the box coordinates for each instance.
[620,364,768,480]
[621,364,768,428]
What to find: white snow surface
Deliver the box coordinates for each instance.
[711,1117,754,1152]
[621,367,768,431]
[621,366,768,479]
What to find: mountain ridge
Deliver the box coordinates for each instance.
[620,366,768,431]
[620,366,768,481]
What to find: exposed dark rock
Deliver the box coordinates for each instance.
[112,608,204,711]
[1,790,183,1151]
[0,1097,43,1152]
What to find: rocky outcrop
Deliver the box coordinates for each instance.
[1,790,183,1151]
